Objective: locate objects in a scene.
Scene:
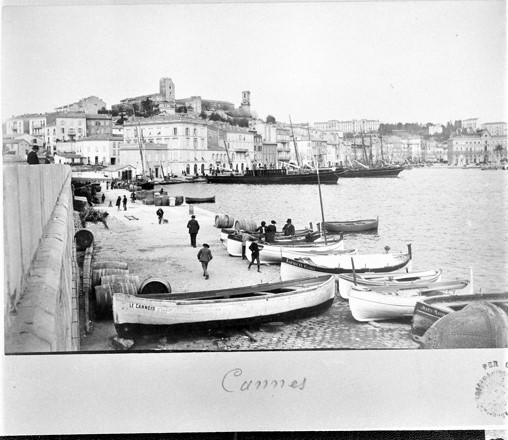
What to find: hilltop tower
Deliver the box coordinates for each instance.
[159,78,175,103]
[241,91,250,108]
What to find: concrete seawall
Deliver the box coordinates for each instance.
[3,164,79,353]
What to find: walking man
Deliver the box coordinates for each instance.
[156,207,164,224]
[197,243,213,279]
[282,218,295,236]
[116,196,122,211]
[187,214,200,247]
[122,195,128,211]
[27,144,40,165]
[248,241,261,272]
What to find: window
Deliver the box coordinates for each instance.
[174,128,177,135]
[193,128,197,136]
[185,128,190,136]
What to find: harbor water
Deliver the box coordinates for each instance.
[157,167,508,293]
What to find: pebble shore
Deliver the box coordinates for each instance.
[79,186,419,351]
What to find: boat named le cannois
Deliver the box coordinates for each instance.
[206,168,340,184]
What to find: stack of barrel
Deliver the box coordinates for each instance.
[91,261,172,319]
[215,214,235,229]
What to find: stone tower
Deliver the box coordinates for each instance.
[241,91,250,108]
[159,78,175,103]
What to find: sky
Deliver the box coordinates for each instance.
[1,0,506,126]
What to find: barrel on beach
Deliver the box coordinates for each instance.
[215,214,235,228]
[175,196,184,206]
[233,219,257,232]
[100,274,141,289]
[75,229,94,250]
[73,196,89,212]
[92,268,130,287]
[92,261,129,270]
[95,282,138,318]
[139,277,172,295]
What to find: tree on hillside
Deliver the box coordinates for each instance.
[266,115,276,124]
[141,98,157,117]
[199,111,208,120]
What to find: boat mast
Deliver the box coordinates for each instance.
[369,134,373,166]
[132,108,146,177]
[307,125,327,244]
[288,115,301,168]
[223,139,233,171]
[361,131,369,165]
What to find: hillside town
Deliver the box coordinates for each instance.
[3,77,507,177]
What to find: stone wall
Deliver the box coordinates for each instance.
[3,164,79,352]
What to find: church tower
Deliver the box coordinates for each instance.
[159,78,175,103]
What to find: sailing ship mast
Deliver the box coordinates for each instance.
[307,125,327,244]
[288,115,301,168]
[132,110,146,177]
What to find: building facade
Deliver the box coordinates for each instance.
[44,113,87,151]
[55,96,107,114]
[314,119,380,133]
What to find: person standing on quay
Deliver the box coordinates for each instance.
[282,218,295,236]
[265,220,277,243]
[197,243,212,279]
[122,195,128,211]
[27,144,40,165]
[187,214,200,247]
[156,207,164,224]
[248,241,261,272]
[116,196,122,211]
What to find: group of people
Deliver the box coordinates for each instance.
[253,218,295,243]
[115,195,128,211]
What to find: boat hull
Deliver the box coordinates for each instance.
[348,279,472,322]
[206,170,339,184]
[322,217,379,233]
[335,167,404,178]
[410,292,508,343]
[337,269,443,299]
[185,196,215,204]
[227,234,345,264]
[113,275,336,337]
[280,252,413,282]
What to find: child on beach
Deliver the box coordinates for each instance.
[248,241,261,272]
[197,243,213,279]
[156,208,164,224]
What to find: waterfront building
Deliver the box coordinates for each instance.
[55,96,107,114]
[276,127,292,166]
[86,114,113,137]
[447,129,507,166]
[44,112,87,152]
[53,151,86,165]
[79,135,124,165]
[118,143,169,178]
[3,134,45,157]
[103,164,137,181]
[4,113,47,137]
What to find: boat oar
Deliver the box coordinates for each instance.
[351,257,357,285]
[242,328,258,342]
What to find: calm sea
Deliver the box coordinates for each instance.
[156,167,508,292]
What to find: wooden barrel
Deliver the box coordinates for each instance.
[215,214,235,228]
[143,198,155,205]
[73,196,89,212]
[161,195,170,206]
[95,282,138,318]
[92,261,128,270]
[135,190,146,200]
[92,268,129,287]
[75,229,94,250]
[100,274,141,289]
[154,196,163,206]
[234,219,257,232]
[175,196,184,206]
[139,277,172,295]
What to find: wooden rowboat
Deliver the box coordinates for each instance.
[321,217,379,233]
[226,233,345,263]
[337,269,443,299]
[280,245,413,282]
[185,196,216,204]
[411,292,508,344]
[348,277,473,322]
[112,275,336,338]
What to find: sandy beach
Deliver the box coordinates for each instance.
[79,185,418,351]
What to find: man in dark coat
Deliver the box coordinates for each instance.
[187,215,200,247]
[265,220,277,243]
[248,241,261,272]
[282,218,295,236]
[27,145,40,165]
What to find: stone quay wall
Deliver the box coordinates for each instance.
[3,164,79,353]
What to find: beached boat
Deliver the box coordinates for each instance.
[206,168,340,185]
[226,233,344,263]
[220,228,313,245]
[280,245,413,282]
[348,277,473,322]
[321,217,379,233]
[112,275,336,338]
[337,269,443,299]
[185,196,216,204]
[411,292,508,344]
